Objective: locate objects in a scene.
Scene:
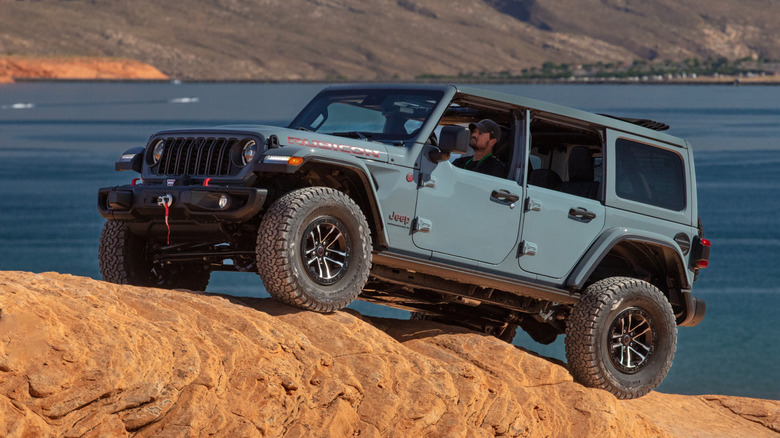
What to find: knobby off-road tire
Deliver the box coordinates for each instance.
[98,220,210,291]
[565,277,677,399]
[256,187,372,312]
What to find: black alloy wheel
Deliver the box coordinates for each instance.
[302,217,351,285]
[608,307,655,373]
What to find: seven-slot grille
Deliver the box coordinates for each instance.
[155,137,240,177]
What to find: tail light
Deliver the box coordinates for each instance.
[692,237,711,269]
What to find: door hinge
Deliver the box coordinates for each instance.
[519,240,537,256]
[525,197,542,212]
[414,217,432,233]
[421,176,437,188]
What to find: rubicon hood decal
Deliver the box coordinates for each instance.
[288,136,387,161]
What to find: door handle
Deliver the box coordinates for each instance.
[569,207,596,221]
[491,189,520,203]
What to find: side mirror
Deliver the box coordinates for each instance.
[114,147,145,173]
[429,125,469,162]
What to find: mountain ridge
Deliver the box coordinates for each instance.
[0,0,777,81]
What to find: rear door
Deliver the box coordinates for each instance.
[518,118,606,280]
[519,186,605,279]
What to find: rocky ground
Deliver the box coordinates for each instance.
[1,271,778,437]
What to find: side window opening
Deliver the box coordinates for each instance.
[528,118,603,200]
[527,145,563,190]
[437,100,518,180]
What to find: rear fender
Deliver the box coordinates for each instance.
[567,227,690,291]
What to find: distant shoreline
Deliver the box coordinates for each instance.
[8,77,780,86]
[2,55,777,85]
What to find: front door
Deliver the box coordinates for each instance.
[413,162,523,265]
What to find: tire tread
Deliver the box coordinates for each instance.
[565,276,676,399]
[256,187,371,312]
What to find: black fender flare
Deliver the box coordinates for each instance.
[566,227,706,326]
[292,156,390,249]
[566,227,690,291]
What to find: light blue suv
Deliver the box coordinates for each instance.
[98,84,710,398]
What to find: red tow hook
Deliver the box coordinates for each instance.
[157,194,173,244]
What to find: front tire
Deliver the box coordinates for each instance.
[256,187,372,312]
[565,277,677,399]
[98,220,210,291]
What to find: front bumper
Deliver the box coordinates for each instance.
[97,184,267,223]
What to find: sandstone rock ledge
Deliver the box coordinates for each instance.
[0,56,168,83]
[0,271,777,437]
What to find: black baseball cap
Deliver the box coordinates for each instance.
[468,119,501,142]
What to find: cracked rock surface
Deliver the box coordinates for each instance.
[1,272,778,437]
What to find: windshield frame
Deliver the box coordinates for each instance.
[288,87,447,144]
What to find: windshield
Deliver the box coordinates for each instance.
[289,89,444,143]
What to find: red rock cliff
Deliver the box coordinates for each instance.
[0,272,777,437]
[0,56,168,83]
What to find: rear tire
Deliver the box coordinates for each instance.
[565,277,676,399]
[98,220,210,291]
[256,187,372,312]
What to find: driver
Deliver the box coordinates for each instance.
[452,119,506,178]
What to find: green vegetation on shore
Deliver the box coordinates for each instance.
[418,57,780,83]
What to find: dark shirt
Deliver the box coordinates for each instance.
[452,154,506,178]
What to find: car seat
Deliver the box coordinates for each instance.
[528,169,562,189]
[558,146,600,199]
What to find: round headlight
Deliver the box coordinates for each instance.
[242,140,258,165]
[152,139,165,164]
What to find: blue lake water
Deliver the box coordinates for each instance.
[1,82,778,400]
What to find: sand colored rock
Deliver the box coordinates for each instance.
[0,271,777,437]
[0,56,168,83]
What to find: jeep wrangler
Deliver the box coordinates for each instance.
[97,84,710,399]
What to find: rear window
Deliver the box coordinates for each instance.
[615,139,686,211]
